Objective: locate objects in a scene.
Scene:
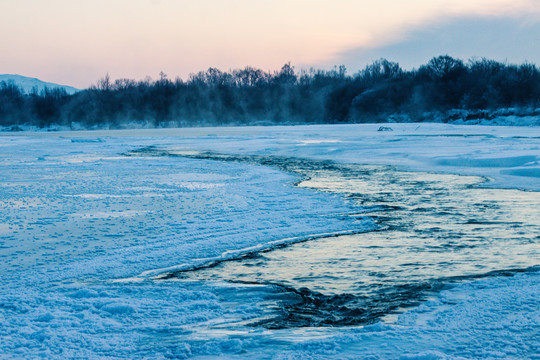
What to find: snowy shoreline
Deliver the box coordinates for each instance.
[1,123,538,359]
[12,121,535,191]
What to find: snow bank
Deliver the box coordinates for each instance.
[0,123,538,358]
[0,135,373,358]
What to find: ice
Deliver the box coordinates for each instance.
[0,123,538,358]
[278,270,539,359]
[434,155,537,168]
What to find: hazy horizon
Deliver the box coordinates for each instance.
[2,0,540,88]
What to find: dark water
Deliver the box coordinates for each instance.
[129,149,540,328]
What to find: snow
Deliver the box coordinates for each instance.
[276,270,539,359]
[0,74,80,95]
[0,123,538,358]
[22,122,536,191]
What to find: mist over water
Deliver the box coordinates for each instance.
[148,152,540,328]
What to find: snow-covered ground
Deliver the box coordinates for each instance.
[1,123,538,359]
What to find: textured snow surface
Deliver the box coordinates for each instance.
[11,122,538,190]
[1,123,539,358]
[270,271,539,360]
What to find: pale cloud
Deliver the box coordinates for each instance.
[1,0,538,87]
[327,16,540,74]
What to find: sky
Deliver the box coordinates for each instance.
[1,0,540,88]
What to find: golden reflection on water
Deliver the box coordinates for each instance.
[182,164,539,296]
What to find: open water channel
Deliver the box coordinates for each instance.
[132,150,539,330]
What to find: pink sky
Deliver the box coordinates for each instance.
[1,0,539,88]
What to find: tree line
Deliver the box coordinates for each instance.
[1,56,539,129]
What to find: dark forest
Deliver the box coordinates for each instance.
[1,55,539,129]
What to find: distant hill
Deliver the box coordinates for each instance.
[0,74,80,95]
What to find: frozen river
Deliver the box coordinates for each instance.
[160,155,539,329]
[1,123,538,359]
